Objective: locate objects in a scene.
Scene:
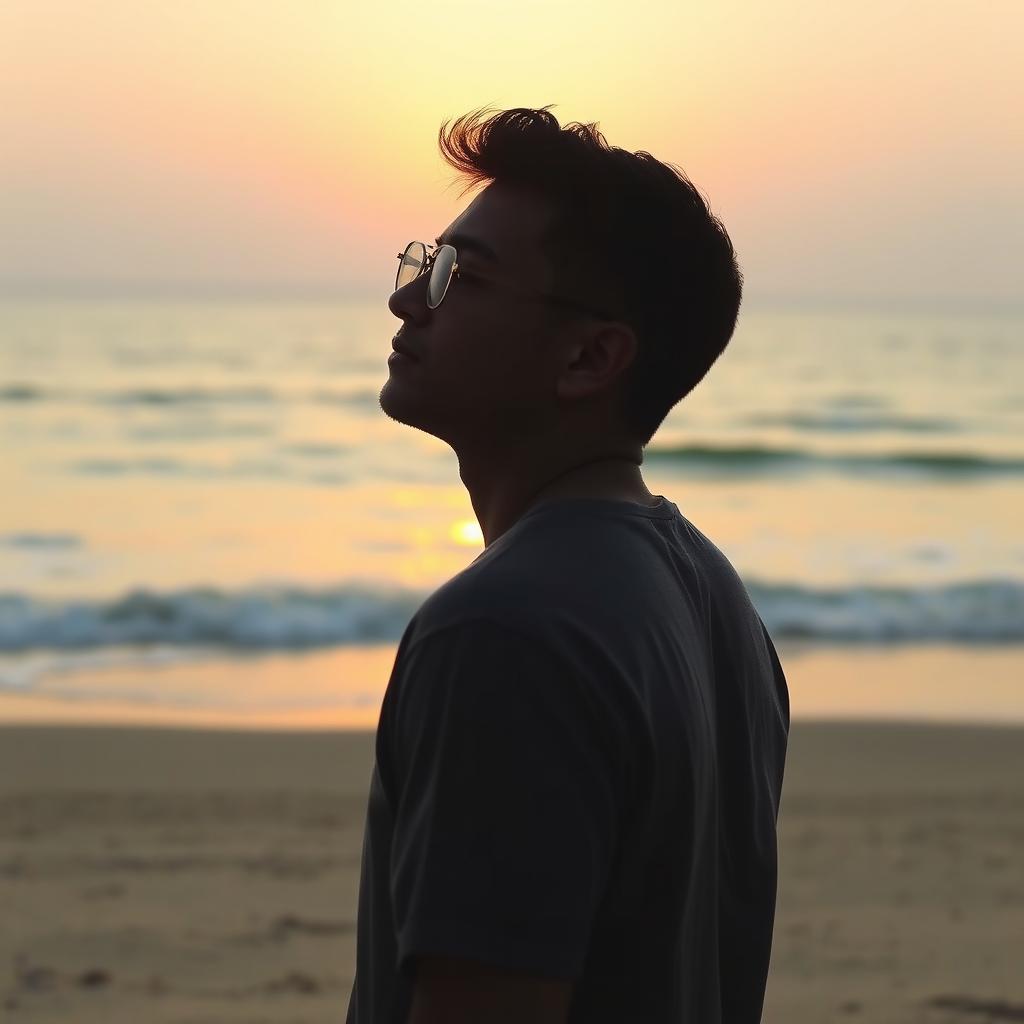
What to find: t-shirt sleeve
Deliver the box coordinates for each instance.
[385,616,625,981]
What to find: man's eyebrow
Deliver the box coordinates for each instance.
[434,233,500,263]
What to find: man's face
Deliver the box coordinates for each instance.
[381,181,570,453]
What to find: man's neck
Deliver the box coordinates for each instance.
[461,452,656,548]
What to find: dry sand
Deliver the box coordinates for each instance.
[1,721,1022,1022]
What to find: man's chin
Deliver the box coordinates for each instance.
[378,383,426,429]
[378,389,462,451]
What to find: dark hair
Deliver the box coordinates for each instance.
[437,105,743,447]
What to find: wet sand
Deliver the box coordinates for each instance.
[1,643,1022,729]
[1,721,1022,1022]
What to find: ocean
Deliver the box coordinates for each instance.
[1,298,1021,727]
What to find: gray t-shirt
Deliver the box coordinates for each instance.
[346,495,789,1023]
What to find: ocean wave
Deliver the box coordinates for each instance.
[61,444,1024,483]
[739,412,960,434]
[0,584,424,654]
[0,384,378,408]
[68,456,295,479]
[0,579,1021,659]
[644,443,1024,477]
[0,384,46,402]
[99,386,278,405]
[1,532,83,549]
[747,578,1024,643]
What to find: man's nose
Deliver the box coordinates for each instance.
[388,272,430,322]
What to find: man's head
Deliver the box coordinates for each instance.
[382,105,743,459]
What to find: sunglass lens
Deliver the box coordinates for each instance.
[396,242,426,291]
[427,245,456,308]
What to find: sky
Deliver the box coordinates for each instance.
[1,0,1021,311]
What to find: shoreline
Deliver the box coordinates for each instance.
[1,642,1022,730]
[2,714,1024,734]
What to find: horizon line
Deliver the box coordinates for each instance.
[0,280,1021,316]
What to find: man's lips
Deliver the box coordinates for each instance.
[391,334,419,360]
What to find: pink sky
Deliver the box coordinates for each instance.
[1,0,1021,308]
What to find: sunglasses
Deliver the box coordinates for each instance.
[395,242,459,309]
[394,240,619,318]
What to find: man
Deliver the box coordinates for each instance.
[346,105,789,1024]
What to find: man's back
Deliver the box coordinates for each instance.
[347,495,789,1023]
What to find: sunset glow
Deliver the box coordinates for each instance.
[2,0,1021,307]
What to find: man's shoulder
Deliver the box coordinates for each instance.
[403,570,548,656]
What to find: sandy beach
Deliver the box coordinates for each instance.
[1,721,1022,1023]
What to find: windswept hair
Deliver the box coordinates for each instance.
[437,105,743,447]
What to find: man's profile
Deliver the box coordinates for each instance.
[347,105,790,1024]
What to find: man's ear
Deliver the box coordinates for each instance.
[556,321,639,401]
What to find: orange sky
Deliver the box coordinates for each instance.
[1,0,1021,308]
